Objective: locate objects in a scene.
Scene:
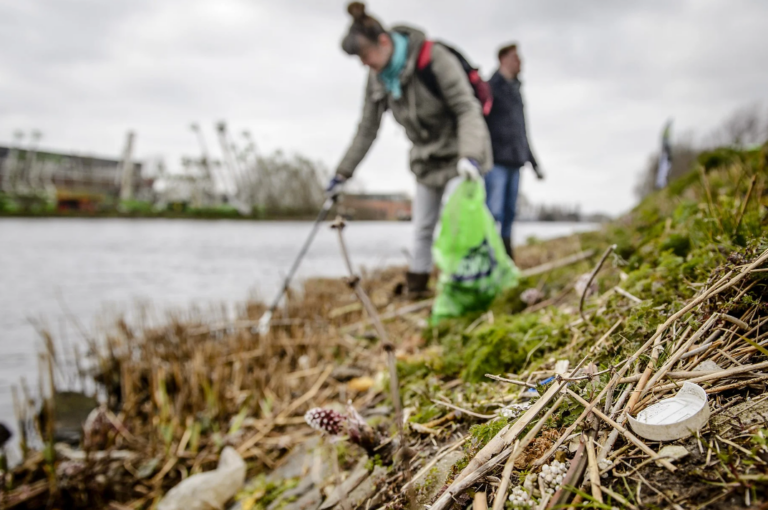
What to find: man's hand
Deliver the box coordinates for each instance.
[326,174,346,198]
[457,157,481,181]
[532,165,545,180]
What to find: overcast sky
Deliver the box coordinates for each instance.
[1,0,767,215]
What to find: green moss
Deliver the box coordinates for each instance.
[468,418,508,446]
[364,454,384,471]
[336,441,349,468]
[237,475,300,509]
[395,144,767,430]
[660,233,691,258]
[448,309,572,382]
[451,455,469,478]
[397,359,431,380]
[414,464,446,503]
[410,406,442,425]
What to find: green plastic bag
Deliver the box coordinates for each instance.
[432,179,520,322]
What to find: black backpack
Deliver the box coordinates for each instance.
[415,40,493,116]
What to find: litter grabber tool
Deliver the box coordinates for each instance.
[257,195,337,335]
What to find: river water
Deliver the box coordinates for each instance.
[0,218,597,454]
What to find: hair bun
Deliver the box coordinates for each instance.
[347,2,366,21]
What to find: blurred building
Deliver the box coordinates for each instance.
[338,193,412,221]
[0,145,152,211]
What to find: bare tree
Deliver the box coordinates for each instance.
[634,140,699,199]
[246,150,327,216]
[703,103,768,148]
[635,104,768,199]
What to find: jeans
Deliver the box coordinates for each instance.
[411,177,462,273]
[484,164,520,240]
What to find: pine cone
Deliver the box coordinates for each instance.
[304,408,344,436]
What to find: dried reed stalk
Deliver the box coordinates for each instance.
[430,395,565,510]
[565,389,675,471]
[579,244,616,322]
[585,435,603,504]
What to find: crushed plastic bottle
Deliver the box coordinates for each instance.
[157,446,246,510]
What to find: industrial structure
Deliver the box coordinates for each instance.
[0,124,329,217]
[338,193,412,221]
[0,124,438,221]
[0,131,150,212]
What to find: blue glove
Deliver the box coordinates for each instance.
[326,175,346,197]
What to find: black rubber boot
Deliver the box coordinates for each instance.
[406,272,431,298]
[502,237,514,261]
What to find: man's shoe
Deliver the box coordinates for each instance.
[502,237,514,261]
[406,272,431,298]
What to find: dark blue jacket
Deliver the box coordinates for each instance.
[485,71,537,169]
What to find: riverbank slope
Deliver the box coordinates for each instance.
[4,144,768,509]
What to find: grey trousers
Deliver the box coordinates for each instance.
[411,177,462,273]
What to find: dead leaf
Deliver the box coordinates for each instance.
[347,377,374,393]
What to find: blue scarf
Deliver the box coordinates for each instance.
[378,32,409,100]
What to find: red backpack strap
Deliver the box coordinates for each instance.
[417,40,434,70]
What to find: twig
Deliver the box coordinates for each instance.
[520,249,596,278]
[430,396,566,510]
[492,440,519,510]
[3,480,49,508]
[586,436,604,504]
[557,364,618,382]
[401,436,468,492]
[579,244,616,321]
[733,279,759,303]
[341,298,434,334]
[598,382,635,464]
[465,312,492,334]
[712,349,741,366]
[681,340,724,360]
[614,286,643,304]
[618,370,719,383]
[625,326,661,413]
[643,314,720,395]
[651,360,768,393]
[733,174,757,234]
[422,412,457,429]
[669,325,693,357]
[722,314,749,330]
[462,358,587,478]
[715,434,763,460]
[588,319,623,354]
[601,486,639,510]
[705,374,768,395]
[525,283,574,313]
[277,365,334,421]
[609,382,636,421]
[548,437,589,509]
[700,167,725,233]
[634,469,684,510]
[485,374,536,388]
[535,362,628,468]
[432,399,496,420]
[565,389,676,472]
[474,491,488,510]
[237,365,333,454]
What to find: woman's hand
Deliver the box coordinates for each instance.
[457,157,481,180]
[326,175,347,198]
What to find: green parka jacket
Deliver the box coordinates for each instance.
[336,25,493,187]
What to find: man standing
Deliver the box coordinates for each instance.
[484,43,542,261]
